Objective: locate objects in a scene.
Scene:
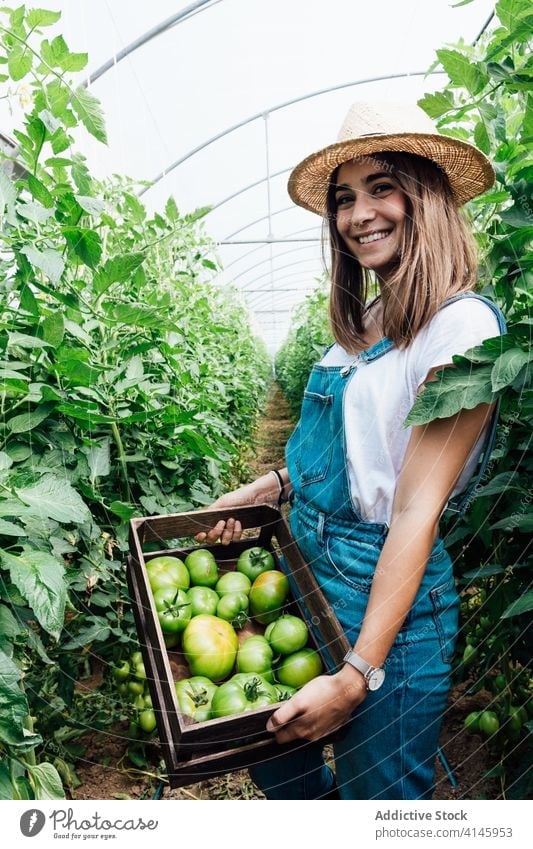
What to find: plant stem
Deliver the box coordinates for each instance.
[111,421,131,502]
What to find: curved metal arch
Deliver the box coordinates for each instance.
[222,222,322,274]
[230,240,321,285]
[238,255,322,289]
[245,268,325,305]
[224,205,293,240]
[82,1,222,87]
[139,69,447,195]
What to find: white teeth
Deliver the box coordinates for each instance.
[357,230,391,244]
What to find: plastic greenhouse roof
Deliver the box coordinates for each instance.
[1,0,496,354]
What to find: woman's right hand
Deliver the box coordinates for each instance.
[194,472,286,545]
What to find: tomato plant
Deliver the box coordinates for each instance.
[249,570,290,624]
[236,547,275,582]
[182,614,239,682]
[185,549,219,588]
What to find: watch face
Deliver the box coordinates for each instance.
[367,668,385,691]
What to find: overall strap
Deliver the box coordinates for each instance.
[442,292,507,514]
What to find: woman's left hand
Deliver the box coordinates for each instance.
[266,669,367,744]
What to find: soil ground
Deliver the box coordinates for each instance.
[71,383,504,801]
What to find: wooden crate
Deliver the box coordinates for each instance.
[127,504,349,788]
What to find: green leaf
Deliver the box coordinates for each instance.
[106,303,171,329]
[42,311,65,348]
[0,520,27,537]
[93,253,145,294]
[20,246,64,284]
[491,348,530,391]
[7,44,32,81]
[26,174,54,208]
[501,591,533,619]
[41,35,87,72]
[417,91,454,119]
[499,203,533,228]
[63,227,102,269]
[405,364,494,426]
[7,331,50,350]
[0,605,24,639]
[7,405,53,434]
[75,195,104,217]
[0,762,13,800]
[15,474,91,525]
[16,200,54,223]
[19,283,40,317]
[27,763,65,800]
[496,0,533,31]
[0,168,17,221]
[26,8,62,28]
[71,87,108,144]
[108,501,136,520]
[0,550,66,639]
[56,402,117,425]
[474,471,523,497]
[0,649,33,748]
[474,120,490,154]
[436,49,487,95]
[82,438,110,484]
[61,619,111,650]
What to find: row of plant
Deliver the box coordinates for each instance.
[275,0,532,795]
[0,7,270,798]
[275,281,332,416]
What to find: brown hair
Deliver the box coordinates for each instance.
[326,152,478,351]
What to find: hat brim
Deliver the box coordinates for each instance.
[287,132,494,214]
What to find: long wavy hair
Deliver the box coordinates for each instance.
[326,152,478,351]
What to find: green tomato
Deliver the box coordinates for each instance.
[130,651,143,667]
[117,682,129,697]
[493,674,507,693]
[275,683,297,702]
[163,631,180,649]
[462,644,478,667]
[185,549,219,588]
[112,660,131,682]
[237,635,273,676]
[187,585,219,617]
[133,661,147,680]
[182,614,239,682]
[463,710,481,733]
[175,676,218,723]
[478,710,500,737]
[216,592,249,628]
[267,614,308,655]
[216,571,252,596]
[153,587,192,634]
[236,546,275,582]
[127,679,145,697]
[276,648,323,689]
[249,570,290,625]
[138,708,157,734]
[211,673,278,718]
[146,555,190,592]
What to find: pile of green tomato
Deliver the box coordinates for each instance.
[112,650,157,738]
[113,546,324,731]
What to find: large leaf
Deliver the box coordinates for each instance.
[82,438,110,485]
[63,227,102,269]
[15,474,91,525]
[501,591,533,619]
[405,364,494,426]
[71,87,107,144]
[7,44,32,81]
[20,245,64,284]
[27,763,65,800]
[0,550,66,640]
[0,520,27,537]
[7,405,53,434]
[0,649,38,749]
[491,348,530,391]
[474,471,524,497]
[0,762,13,800]
[41,35,87,72]
[436,49,487,94]
[26,8,62,28]
[0,605,24,639]
[93,253,145,295]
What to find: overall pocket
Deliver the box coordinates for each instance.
[293,390,334,485]
[430,575,460,664]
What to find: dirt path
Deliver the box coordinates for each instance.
[71,382,500,801]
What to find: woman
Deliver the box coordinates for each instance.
[197,101,505,799]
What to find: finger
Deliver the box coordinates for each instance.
[232,520,242,542]
[220,517,236,545]
[266,699,300,733]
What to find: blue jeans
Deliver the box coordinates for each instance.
[251,502,459,799]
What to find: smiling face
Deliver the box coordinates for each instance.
[333,158,407,280]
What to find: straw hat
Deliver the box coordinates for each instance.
[288,101,494,214]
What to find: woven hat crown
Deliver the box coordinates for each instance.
[288,100,495,214]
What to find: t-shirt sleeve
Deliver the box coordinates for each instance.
[413,298,502,388]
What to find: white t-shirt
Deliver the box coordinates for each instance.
[320,298,501,525]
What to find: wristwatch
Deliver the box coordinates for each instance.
[343,650,386,691]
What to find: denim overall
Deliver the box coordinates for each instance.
[250,293,506,800]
